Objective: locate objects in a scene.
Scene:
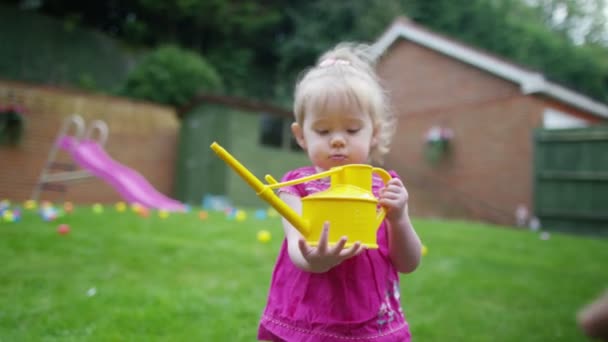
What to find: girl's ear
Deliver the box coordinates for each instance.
[291,122,307,149]
[371,126,379,148]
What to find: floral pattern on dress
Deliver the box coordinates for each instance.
[376,279,403,329]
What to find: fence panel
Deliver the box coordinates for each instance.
[534,126,608,235]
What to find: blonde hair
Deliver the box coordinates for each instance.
[293,43,396,164]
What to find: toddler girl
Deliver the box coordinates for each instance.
[258,42,422,341]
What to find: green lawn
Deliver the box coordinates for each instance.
[1,204,606,341]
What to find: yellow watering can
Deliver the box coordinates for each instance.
[210,142,391,249]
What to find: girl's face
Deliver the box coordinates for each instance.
[292,98,378,171]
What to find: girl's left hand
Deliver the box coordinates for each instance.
[379,178,409,222]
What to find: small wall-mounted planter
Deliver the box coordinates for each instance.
[424,125,453,165]
[425,140,450,164]
[0,104,26,146]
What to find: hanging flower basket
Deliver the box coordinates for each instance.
[424,125,453,164]
[0,104,26,146]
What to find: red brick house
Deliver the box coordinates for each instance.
[371,18,608,226]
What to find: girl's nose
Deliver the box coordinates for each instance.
[330,134,346,148]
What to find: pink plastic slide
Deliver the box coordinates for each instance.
[58,136,186,212]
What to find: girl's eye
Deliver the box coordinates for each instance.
[316,129,329,135]
[347,129,360,134]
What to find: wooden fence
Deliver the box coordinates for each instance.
[0,80,179,204]
[533,126,608,235]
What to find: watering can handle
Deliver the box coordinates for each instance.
[373,167,393,225]
[265,167,343,190]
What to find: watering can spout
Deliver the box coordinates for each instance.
[210,142,310,236]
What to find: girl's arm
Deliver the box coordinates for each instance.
[280,193,312,270]
[379,178,422,274]
[280,192,364,273]
[387,207,422,274]
[578,290,608,340]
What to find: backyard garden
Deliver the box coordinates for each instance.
[1,200,606,341]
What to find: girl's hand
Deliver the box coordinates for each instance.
[298,222,365,273]
[379,178,409,222]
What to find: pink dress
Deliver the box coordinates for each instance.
[258,166,411,342]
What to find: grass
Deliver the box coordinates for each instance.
[1,203,606,341]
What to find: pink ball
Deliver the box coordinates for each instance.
[57,224,70,235]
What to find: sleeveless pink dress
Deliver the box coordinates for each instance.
[258,166,411,341]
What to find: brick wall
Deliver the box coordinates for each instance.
[0,80,180,204]
[376,40,598,225]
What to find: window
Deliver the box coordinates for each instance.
[259,114,301,151]
[259,115,283,147]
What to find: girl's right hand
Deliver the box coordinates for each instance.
[297,221,365,273]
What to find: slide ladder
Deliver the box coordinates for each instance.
[32,114,185,211]
[32,115,107,201]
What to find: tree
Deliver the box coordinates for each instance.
[525,0,608,45]
[274,1,405,102]
[8,0,608,102]
[119,45,222,106]
[401,0,608,101]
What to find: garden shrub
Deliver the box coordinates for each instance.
[119,45,222,107]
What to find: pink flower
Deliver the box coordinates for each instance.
[0,104,26,115]
[425,125,453,143]
[440,127,454,140]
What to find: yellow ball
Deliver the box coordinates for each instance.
[24,200,37,210]
[235,210,247,221]
[421,244,428,256]
[115,202,127,212]
[130,202,141,212]
[257,230,271,243]
[3,210,14,222]
[158,210,169,219]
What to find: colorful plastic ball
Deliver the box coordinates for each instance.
[224,208,236,220]
[255,209,267,220]
[138,207,150,218]
[2,210,15,222]
[57,224,70,235]
[115,202,127,212]
[64,202,74,213]
[421,245,428,256]
[235,210,247,222]
[198,210,209,220]
[158,210,169,219]
[24,200,37,210]
[12,209,21,222]
[257,230,272,243]
[130,202,142,212]
[92,204,104,214]
[40,206,58,222]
